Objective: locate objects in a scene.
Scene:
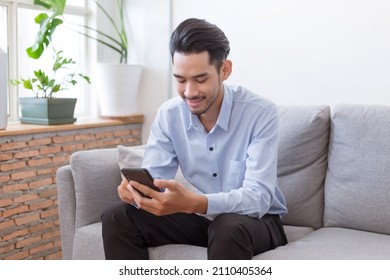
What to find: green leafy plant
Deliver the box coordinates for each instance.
[75,0,128,63]
[12,48,90,98]
[12,0,90,98]
[27,0,66,59]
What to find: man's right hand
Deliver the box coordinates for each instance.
[117,178,135,204]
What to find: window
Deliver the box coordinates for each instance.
[0,4,8,116]
[0,0,91,122]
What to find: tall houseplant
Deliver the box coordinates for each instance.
[12,0,90,124]
[77,0,142,117]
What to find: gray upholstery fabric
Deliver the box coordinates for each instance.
[73,223,105,260]
[277,106,330,229]
[149,244,206,260]
[117,144,146,179]
[324,104,390,234]
[70,148,121,228]
[56,165,76,260]
[283,225,314,243]
[255,227,390,259]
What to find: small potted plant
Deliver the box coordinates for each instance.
[12,0,90,125]
[12,48,90,124]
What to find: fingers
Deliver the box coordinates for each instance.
[129,179,186,216]
[117,178,134,204]
[129,180,162,199]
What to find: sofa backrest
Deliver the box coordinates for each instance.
[324,104,390,235]
[277,105,330,229]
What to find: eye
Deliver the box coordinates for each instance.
[196,78,207,84]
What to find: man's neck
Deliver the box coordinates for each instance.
[199,86,225,133]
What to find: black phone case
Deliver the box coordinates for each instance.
[120,168,160,196]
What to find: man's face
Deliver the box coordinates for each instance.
[172,51,226,117]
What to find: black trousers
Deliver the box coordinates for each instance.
[101,201,287,260]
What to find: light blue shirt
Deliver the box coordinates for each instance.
[142,84,287,219]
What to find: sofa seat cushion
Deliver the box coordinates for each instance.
[71,222,205,260]
[149,244,207,260]
[73,223,105,260]
[255,227,390,259]
[283,225,314,243]
[71,222,313,260]
[149,225,314,259]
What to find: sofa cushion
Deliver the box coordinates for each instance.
[255,227,390,259]
[117,144,146,180]
[277,105,330,229]
[72,221,312,260]
[73,223,105,260]
[324,104,390,234]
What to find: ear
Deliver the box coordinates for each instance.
[220,60,232,81]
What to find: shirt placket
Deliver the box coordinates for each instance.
[206,132,221,192]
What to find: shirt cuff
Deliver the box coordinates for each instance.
[205,193,224,215]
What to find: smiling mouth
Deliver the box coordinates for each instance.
[186,97,204,107]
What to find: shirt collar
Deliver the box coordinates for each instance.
[188,84,232,132]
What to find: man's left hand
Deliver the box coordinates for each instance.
[128,179,207,216]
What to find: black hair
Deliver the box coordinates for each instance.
[169,18,230,70]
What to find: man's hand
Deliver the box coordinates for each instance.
[128,179,208,216]
[117,178,135,204]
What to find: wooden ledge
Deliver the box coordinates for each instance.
[0,114,144,137]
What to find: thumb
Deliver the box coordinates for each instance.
[153,178,166,189]
[154,179,175,191]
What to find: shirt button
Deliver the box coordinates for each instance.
[209,147,214,151]
[213,173,217,177]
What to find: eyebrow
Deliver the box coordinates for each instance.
[173,72,209,79]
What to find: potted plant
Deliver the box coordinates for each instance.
[75,0,142,117]
[12,48,90,124]
[12,0,90,125]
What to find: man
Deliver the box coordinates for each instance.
[101,18,288,260]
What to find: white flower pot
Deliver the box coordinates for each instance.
[95,63,142,117]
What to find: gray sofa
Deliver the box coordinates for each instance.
[56,104,390,260]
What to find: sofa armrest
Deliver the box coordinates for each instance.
[57,165,76,260]
[57,148,122,259]
[69,148,122,229]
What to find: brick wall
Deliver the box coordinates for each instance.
[0,121,142,259]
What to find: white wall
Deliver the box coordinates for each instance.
[127,0,390,142]
[125,0,172,143]
[172,0,390,107]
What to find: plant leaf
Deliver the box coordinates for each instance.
[26,0,66,59]
[22,79,33,90]
[34,0,66,16]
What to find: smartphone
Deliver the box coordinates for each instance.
[120,168,160,197]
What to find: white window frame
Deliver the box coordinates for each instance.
[0,0,94,122]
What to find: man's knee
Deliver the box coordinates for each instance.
[101,201,131,226]
[208,213,250,243]
[207,214,254,259]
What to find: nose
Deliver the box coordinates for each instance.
[184,81,198,99]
